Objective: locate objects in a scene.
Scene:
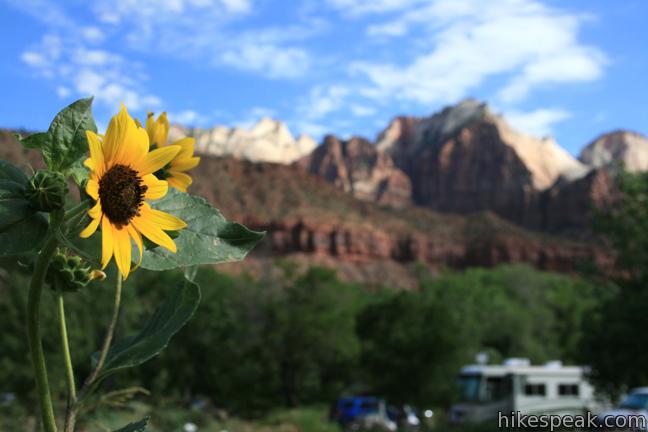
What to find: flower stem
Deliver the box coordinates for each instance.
[27,234,60,432]
[67,273,123,430]
[57,293,77,403]
[91,273,122,379]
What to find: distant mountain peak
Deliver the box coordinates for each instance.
[376,99,587,190]
[169,118,316,164]
[579,130,648,172]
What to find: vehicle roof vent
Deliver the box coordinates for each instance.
[503,358,531,367]
[544,360,563,368]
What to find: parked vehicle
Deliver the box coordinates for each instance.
[387,404,421,430]
[596,388,648,430]
[449,358,600,424]
[331,396,401,431]
[332,396,384,426]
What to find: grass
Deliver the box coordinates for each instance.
[75,403,343,432]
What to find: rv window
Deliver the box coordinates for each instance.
[458,375,481,402]
[524,383,546,396]
[485,376,512,401]
[558,384,579,397]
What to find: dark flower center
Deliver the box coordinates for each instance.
[98,164,147,228]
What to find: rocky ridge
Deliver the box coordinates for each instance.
[579,130,648,172]
[168,117,316,164]
[301,99,648,233]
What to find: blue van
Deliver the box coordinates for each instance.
[332,396,382,425]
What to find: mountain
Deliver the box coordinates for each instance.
[168,117,316,164]
[301,99,599,230]
[188,155,609,287]
[296,135,411,208]
[0,130,610,287]
[373,99,590,225]
[579,130,648,172]
[377,99,588,189]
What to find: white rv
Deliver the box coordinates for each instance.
[449,358,599,424]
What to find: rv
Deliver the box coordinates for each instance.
[449,358,599,424]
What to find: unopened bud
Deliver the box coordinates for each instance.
[26,170,67,212]
[46,250,102,292]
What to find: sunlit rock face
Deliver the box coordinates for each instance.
[374,99,588,225]
[296,135,412,208]
[168,117,317,164]
[579,130,648,172]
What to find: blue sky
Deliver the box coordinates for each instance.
[0,0,646,155]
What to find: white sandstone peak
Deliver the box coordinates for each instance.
[168,119,316,164]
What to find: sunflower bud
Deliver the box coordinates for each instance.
[46,251,102,292]
[26,170,68,212]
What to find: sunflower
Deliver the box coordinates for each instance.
[145,112,200,192]
[80,105,187,279]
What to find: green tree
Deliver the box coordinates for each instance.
[356,290,467,407]
[581,170,648,398]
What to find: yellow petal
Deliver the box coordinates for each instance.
[103,104,130,165]
[126,224,143,269]
[168,171,192,191]
[84,158,95,171]
[145,112,156,143]
[88,201,102,218]
[142,174,168,200]
[112,226,132,279]
[86,131,104,176]
[172,137,196,159]
[146,112,170,147]
[131,214,177,253]
[126,123,151,167]
[86,179,99,200]
[135,145,180,175]
[105,104,150,167]
[171,156,200,172]
[140,202,187,230]
[90,269,106,281]
[101,218,114,269]
[79,216,100,238]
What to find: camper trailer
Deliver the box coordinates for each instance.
[449,358,599,424]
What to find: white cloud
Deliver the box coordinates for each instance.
[298,85,350,120]
[167,110,209,126]
[293,121,330,138]
[350,104,376,117]
[22,34,161,111]
[21,51,49,68]
[3,0,72,26]
[56,86,70,98]
[327,0,426,16]
[352,0,606,106]
[506,108,571,137]
[221,0,252,13]
[220,43,310,79]
[235,106,277,129]
[81,26,105,43]
[498,46,606,102]
[90,0,316,80]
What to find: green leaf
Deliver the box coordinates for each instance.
[0,212,48,255]
[19,132,49,151]
[141,189,264,271]
[0,180,33,229]
[0,160,48,256]
[98,276,201,379]
[113,417,149,432]
[67,157,90,187]
[0,159,29,183]
[19,97,97,174]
